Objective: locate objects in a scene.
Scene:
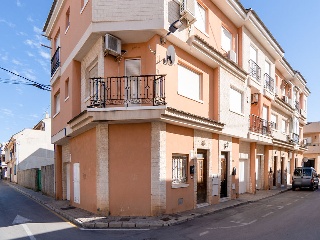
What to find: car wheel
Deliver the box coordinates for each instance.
[292,186,296,191]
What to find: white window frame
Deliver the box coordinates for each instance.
[281,119,286,134]
[221,27,232,52]
[172,154,188,187]
[229,87,243,114]
[195,2,206,33]
[178,64,202,101]
[54,92,60,116]
[271,113,277,130]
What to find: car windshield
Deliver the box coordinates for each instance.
[294,168,312,176]
[294,169,302,176]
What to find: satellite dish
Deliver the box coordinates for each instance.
[165,45,176,66]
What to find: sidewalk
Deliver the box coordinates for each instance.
[6,181,290,229]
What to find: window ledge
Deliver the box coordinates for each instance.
[80,1,89,14]
[64,96,70,102]
[65,25,70,35]
[229,109,244,117]
[53,111,60,119]
[172,183,189,189]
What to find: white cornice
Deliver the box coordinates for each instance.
[45,0,65,37]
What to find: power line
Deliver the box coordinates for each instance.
[0,66,51,91]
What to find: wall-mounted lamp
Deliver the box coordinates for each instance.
[224,142,229,149]
[160,19,183,45]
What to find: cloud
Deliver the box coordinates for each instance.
[33,26,42,34]
[39,50,51,60]
[29,114,39,118]
[1,109,14,117]
[26,51,34,57]
[27,16,34,22]
[17,31,27,36]
[16,0,22,7]
[0,19,15,28]
[12,59,23,66]
[24,39,38,48]
[0,53,8,61]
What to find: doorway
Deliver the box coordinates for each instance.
[273,156,277,187]
[197,150,207,204]
[220,152,228,198]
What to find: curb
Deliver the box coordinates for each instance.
[6,181,291,229]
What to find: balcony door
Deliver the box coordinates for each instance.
[262,105,268,134]
[125,59,141,106]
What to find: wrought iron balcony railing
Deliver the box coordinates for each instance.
[292,132,299,144]
[248,59,261,82]
[89,75,166,108]
[51,47,60,77]
[264,73,274,93]
[249,114,272,136]
[295,101,300,112]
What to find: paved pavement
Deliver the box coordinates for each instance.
[5,181,291,229]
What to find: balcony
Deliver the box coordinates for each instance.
[249,114,272,136]
[89,75,166,108]
[51,47,60,77]
[248,60,261,89]
[290,132,299,144]
[263,73,274,99]
[248,114,273,143]
[294,101,300,112]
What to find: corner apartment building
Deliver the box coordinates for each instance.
[303,122,320,172]
[43,0,309,216]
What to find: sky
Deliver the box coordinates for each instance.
[0,1,52,144]
[239,0,320,122]
[0,1,319,143]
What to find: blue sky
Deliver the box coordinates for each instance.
[0,1,319,143]
[0,0,51,143]
[240,0,320,123]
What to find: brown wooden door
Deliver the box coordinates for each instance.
[220,152,228,198]
[197,151,207,204]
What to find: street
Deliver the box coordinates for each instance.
[1,180,320,240]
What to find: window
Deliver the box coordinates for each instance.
[195,3,206,33]
[65,78,69,100]
[65,7,70,31]
[54,91,60,115]
[178,64,201,101]
[221,27,232,52]
[230,87,242,114]
[281,119,286,133]
[271,113,277,129]
[172,155,188,184]
[85,62,98,99]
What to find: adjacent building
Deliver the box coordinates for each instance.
[43,0,310,216]
[4,116,54,183]
[303,122,320,172]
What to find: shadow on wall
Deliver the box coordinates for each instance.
[17,148,54,171]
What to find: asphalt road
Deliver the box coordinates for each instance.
[1,180,320,240]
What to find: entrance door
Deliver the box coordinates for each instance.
[197,151,207,204]
[239,159,248,194]
[73,163,80,204]
[255,156,262,190]
[66,163,70,201]
[220,152,228,198]
[273,156,277,187]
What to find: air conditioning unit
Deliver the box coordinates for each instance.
[180,0,197,23]
[251,93,259,104]
[104,34,121,56]
[228,50,237,63]
[282,95,288,103]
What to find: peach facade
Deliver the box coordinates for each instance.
[44,0,310,216]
